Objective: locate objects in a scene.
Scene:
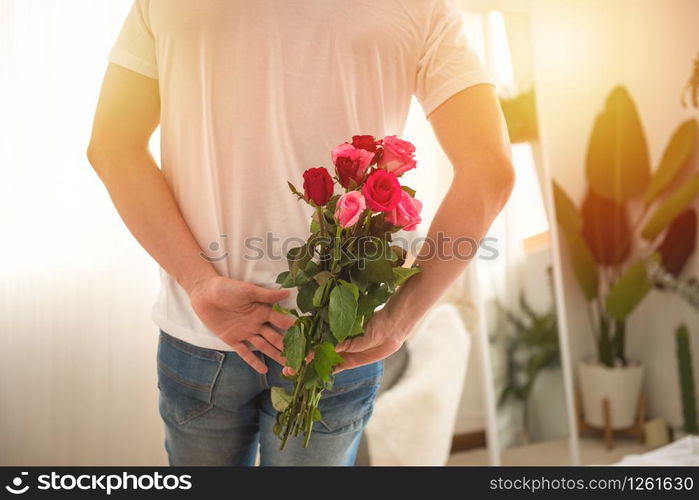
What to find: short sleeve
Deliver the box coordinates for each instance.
[108,0,158,79]
[415,1,494,116]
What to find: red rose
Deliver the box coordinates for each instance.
[302,167,334,206]
[362,169,402,212]
[351,135,379,153]
[331,143,374,188]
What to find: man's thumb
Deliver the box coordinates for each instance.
[250,285,290,304]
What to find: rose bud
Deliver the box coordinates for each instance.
[334,191,366,228]
[379,135,417,175]
[331,143,374,188]
[351,135,380,153]
[302,167,334,206]
[385,190,422,231]
[362,169,402,212]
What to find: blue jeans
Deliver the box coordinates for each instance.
[156,330,383,466]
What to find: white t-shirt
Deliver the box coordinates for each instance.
[109,0,493,350]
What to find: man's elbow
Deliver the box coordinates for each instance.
[456,154,515,208]
[494,156,515,205]
[86,138,112,176]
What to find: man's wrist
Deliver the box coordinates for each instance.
[179,266,219,297]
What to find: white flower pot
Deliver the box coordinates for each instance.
[578,361,644,429]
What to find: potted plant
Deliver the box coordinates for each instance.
[553,86,698,429]
[496,287,562,443]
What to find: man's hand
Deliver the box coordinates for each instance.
[334,309,406,373]
[189,276,295,374]
[332,84,514,373]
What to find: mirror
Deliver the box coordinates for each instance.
[447,9,578,466]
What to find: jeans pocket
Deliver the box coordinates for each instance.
[316,361,384,434]
[157,331,225,425]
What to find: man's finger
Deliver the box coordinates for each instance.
[268,309,295,330]
[333,348,382,374]
[248,335,286,366]
[336,335,373,353]
[260,325,284,352]
[232,341,268,374]
[249,284,290,304]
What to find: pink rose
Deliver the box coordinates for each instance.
[334,191,366,228]
[379,135,416,175]
[362,169,402,212]
[385,191,422,231]
[331,143,374,188]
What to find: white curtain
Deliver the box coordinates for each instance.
[0,0,165,465]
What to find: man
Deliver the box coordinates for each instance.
[87,0,514,466]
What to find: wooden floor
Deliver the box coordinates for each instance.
[447,436,648,466]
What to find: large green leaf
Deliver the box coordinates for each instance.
[580,189,631,266]
[281,324,306,371]
[641,174,699,241]
[606,257,656,320]
[585,86,650,203]
[393,266,421,286]
[565,231,599,301]
[657,209,697,277]
[271,386,293,412]
[296,280,318,313]
[328,282,358,342]
[645,119,698,205]
[313,343,344,383]
[552,181,582,235]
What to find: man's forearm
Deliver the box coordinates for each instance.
[383,163,514,333]
[88,147,217,294]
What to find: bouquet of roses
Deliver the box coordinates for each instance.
[272,134,423,449]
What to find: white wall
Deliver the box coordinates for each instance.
[531,0,699,428]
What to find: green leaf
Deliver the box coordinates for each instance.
[275,271,294,288]
[641,174,699,241]
[393,266,421,286]
[337,279,359,301]
[313,343,344,383]
[585,86,650,203]
[271,386,293,412]
[272,303,291,315]
[287,245,311,278]
[565,231,599,301]
[349,315,365,337]
[657,209,697,277]
[312,408,322,422]
[357,238,394,284]
[314,270,333,286]
[552,181,582,234]
[357,284,391,316]
[645,119,698,205]
[606,256,657,319]
[401,185,416,197]
[328,282,358,342]
[581,189,631,266]
[312,281,329,307]
[287,181,305,200]
[297,281,318,313]
[281,324,306,371]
